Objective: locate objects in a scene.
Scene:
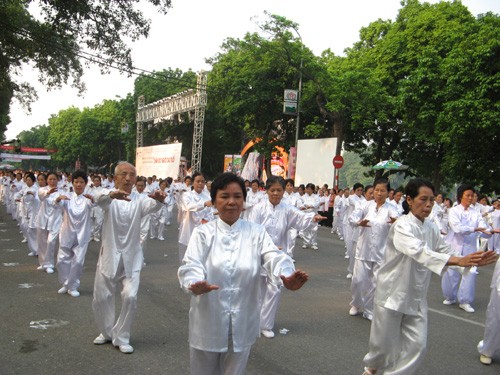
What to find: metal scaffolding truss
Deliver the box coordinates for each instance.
[136,71,207,173]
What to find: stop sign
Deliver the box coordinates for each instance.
[333,155,344,169]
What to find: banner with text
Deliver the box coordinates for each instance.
[1,153,51,161]
[136,143,182,179]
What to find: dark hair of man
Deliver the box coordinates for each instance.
[266,176,285,190]
[184,176,192,182]
[364,185,374,192]
[373,178,390,191]
[210,173,246,203]
[285,178,294,187]
[404,178,435,200]
[456,184,475,203]
[353,182,364,191]
[72,170,88,184]
[136,176,147,183]
[251,179,260,186]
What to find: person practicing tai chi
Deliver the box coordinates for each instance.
[92,162,166,354]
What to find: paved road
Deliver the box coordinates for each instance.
[0,205,498,374]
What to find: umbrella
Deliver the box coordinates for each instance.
[372,160,408,171]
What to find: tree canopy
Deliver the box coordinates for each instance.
[0,0,172,137]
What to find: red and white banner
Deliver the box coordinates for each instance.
[136,143,182,179]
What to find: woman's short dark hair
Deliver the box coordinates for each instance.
[210,173,246,203]
[353,182,364,191]
[456,184,475,203]
[404,178,435,200]
[373,178,390,191]
[192,171,206,181]
[251,179,260,186]
[285,178,294,187]
[25,172,36,183]
[72,170,88,183]
[266,176,285,190]
[305,183,315,190]
[46,171,59,180]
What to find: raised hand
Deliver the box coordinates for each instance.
[281,270,309,291]
[110,190,131,201]
[188,281,220,295]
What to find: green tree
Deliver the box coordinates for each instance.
[0,0,172,140]
[207,13,319,177]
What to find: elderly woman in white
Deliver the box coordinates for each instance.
[178,173,308,375]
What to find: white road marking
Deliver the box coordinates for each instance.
[428,307,485,328]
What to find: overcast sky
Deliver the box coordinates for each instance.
[5,0,499,140]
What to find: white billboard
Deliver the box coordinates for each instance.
[136,143,182,179]
[295,138,337,187]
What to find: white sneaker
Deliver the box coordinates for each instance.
[93,334,110,345]
[302,245,307,249]
[346,273,353,279]
[363,312,373,321]
[45,267,54,274]
[459,303,475,313]
[37,265,43,271]
[94,238,100,242]
[118,344,134,354]
[157,237,165,241]
[311,245,318,250]
[480,354,492,365]
[349,306,361,316]
[442,298,456,305]
[261,329,275,339]
[28,251,37,257]
[68,289,80,297]
[344,253,349,259]
[58,286,68,294]
[21,238,27,243]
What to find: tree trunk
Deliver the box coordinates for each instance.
[316,93,344,155]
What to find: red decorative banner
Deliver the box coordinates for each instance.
[0,145,57,153]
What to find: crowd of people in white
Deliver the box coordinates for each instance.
[1,166,499,374]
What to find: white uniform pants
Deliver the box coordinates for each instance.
[302,226,318,247]
[38,228,58,268]
[189,347,250,375]
[56,241,90,290]
[27,226,38,254]
[441,267,476,304]
[479,283,500,357]
[179,243,188,263]
[351,259,380,316]
[286,228,297,258]
[91,215,103,240]
[364,304,427,374]
[260,276,281,331]
[92,260,141,346]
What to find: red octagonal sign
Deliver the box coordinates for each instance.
[333,155,344,169]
